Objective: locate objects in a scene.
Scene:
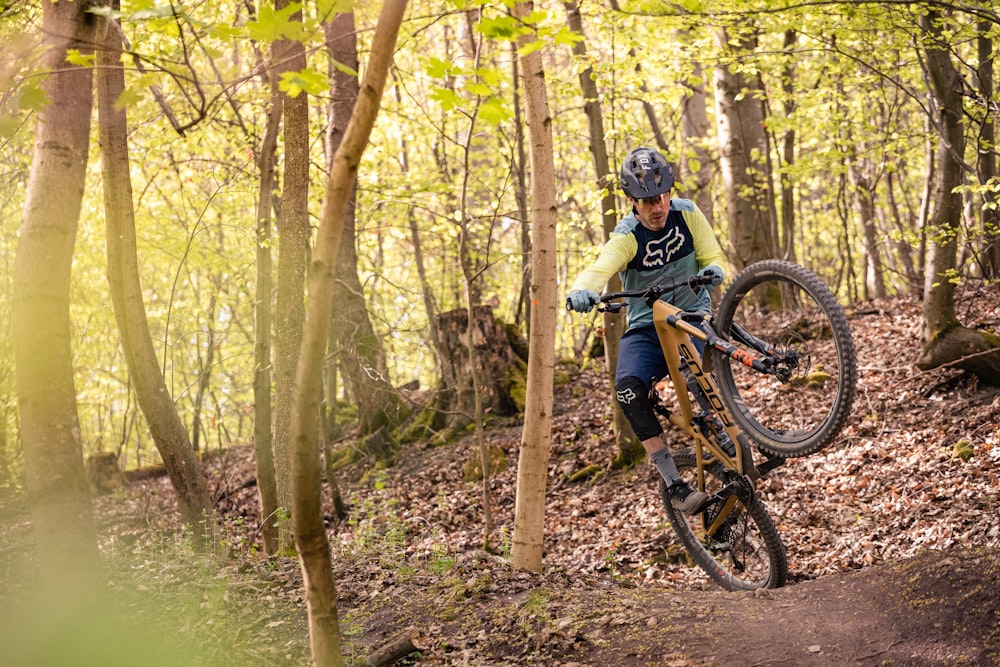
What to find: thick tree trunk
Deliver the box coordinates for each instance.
[13,0,101,597]
[916,11,1000,385]
[326,10,409,441]
[290,2,407,664]
[714,26,777,270]
[511,0,559,573]
[98,9,213,545]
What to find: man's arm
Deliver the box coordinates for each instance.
[569,233,638,294]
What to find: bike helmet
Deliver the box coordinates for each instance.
[620,146,674,199]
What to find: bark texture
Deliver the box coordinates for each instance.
[511,0,559,573]
[13,0,101,597]
[98,9,213,543]
[916,10,1000,385]
[326,11,408,441]
[290,2,408,664]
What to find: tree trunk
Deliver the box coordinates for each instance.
[850,159,887,300]
[289,2,406,664]
[271,0,311,551]
[12,0,101,598]
[97,8,213,545]
[564,0,640,465]
[326,10,409,442]
[713,26,777,270]
[511,0,559,573]
[916,10,1000,384]
[977,25,999,279]
[252,18,283,556]
[779,29,797,263]
[680,57,715,223]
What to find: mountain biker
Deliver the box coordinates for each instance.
[566,146,726,515]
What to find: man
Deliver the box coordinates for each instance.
[566,146,726,514]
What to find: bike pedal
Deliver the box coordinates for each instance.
[756,454,785,476]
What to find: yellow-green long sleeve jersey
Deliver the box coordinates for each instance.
[570,198,726,330]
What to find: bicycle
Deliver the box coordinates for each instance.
[589,259,857,591]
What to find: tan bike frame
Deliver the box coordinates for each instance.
[651,300,753,536]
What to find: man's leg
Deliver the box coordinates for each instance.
[615,374,708,515]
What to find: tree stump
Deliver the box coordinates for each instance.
[431,305,526,438]
[86,452,126,495]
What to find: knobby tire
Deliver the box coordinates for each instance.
[710,259,857,458]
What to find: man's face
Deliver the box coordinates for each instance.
[633,192,670,230]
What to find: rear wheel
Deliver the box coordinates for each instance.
[710,259,857,457]
[661,451,786,591]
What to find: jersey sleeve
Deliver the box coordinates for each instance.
[569,233,638,293]
[685,206,727,278]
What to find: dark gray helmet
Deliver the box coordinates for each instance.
[620,147,674,198]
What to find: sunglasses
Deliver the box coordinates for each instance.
[637,193,667,206]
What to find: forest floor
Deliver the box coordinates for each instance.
[2,285,1000,666]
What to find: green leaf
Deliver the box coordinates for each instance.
[116,73,157,111]
[317,0,354,21]
[464,81,492,97]
[477,15,525,40]
[552,27,583,47]
[426,57,457,80]
[246,3,306,44]
[478,97,511,125]
[279,68,330,97]
[516,39,546,57]
[331,59,360,78]
[0,115,21,138]
[475,66,501,87]
[17,83,49,112]
[430,87,460,111]
[65,49,96,68]
[523,10,547,25]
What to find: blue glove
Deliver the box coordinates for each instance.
[566,289,600,313]
[697,265,724,292]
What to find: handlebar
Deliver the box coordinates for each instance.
[565,274,719,312]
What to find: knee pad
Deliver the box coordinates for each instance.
[615,375,662,440]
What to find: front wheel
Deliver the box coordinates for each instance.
[710,259,857,458]
[661,452,787,591]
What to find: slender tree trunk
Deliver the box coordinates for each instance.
[271,0,311,551]
[885,170,920,292]
[977,26,999,279]
[191,291,218,453]
[511,43,532,333]
[290,2,406,664]
[326,10,408,442]
[564,0,640,465]
[779,29,797,263]
[97,10,214,545]
[13,0,101,597]
[849,159,887,300]
[253,42,283,555]
[511,0,559,573]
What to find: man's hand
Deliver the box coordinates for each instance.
[566,289,600,313]
[697,265,724,292]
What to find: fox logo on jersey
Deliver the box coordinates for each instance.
[643,227,685,268]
